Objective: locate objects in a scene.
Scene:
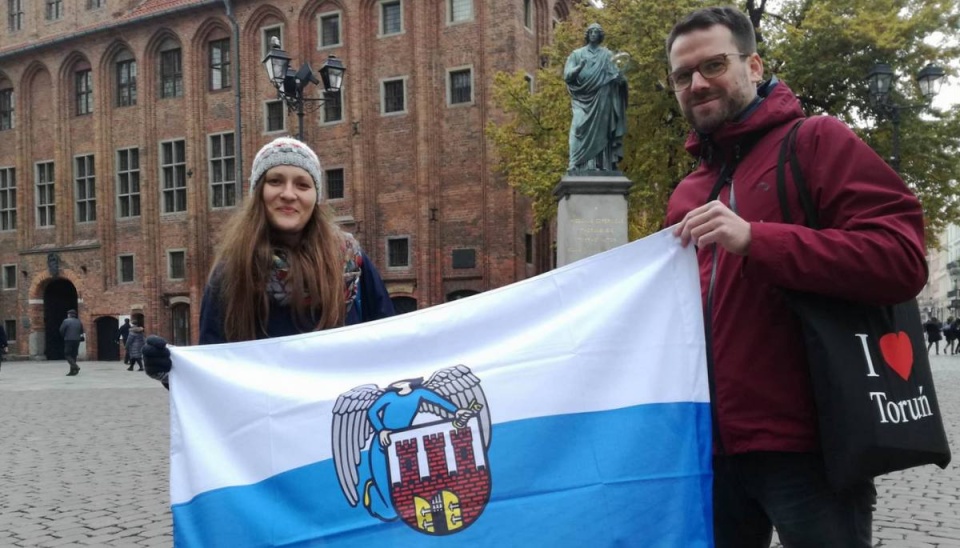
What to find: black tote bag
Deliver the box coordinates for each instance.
[776,119,951,491]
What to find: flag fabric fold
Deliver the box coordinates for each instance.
[168,229,713,547]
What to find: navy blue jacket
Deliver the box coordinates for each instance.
[198,251,395,345]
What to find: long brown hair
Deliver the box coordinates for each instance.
[211,181,346,341]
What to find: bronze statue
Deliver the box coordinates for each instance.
[564,23,628,174]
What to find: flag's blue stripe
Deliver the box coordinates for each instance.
[173,402,713,547]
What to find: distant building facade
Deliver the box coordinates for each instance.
[0,0,569,359]
[919,224,960,322]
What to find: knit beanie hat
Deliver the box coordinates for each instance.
[249,137,323,196]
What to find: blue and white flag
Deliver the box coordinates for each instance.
[168,229,712,547]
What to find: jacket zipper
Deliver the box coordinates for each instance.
[704,169,735,456]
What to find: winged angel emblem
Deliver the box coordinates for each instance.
[332,365,491,522]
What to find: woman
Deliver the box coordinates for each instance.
[125,322,145,371]
[199,137,393,343]
[145,137,394,381]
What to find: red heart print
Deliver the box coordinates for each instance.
[879,331,913,381]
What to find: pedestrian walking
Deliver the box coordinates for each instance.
[0,322,8,371]
[948,318,960,354]
[125,322,145,371]
[943,316,957,355]
[665,6,926,547]
[60,310,85,376]
[117,318,131,365]
[144,137,395,385]
[925,317,943,355]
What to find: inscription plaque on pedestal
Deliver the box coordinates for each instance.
[553,174,632,267]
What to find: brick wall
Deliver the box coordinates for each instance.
[395,437,421,485]
[392,428,491,533]
[0,0,569,357]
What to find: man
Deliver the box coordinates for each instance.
[564,23,628,173]
[60,309,85,376]
[117,317,131,364]
[664,7,926,547]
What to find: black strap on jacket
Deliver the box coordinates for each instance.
[702,120,816,455]
[776,119,819,228]
[705,136,760,203]
[701,135,759,455]
[707,162,736,203]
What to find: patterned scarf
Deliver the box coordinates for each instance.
[266,233,364,313]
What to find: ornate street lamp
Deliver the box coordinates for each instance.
[917,64,946,100]
[319,55,345,94]
[866,63,893,105]
[262,38,291,87]
[865,62,945,173]
[261,37,347,141]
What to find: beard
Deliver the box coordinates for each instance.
[680,71,756,134]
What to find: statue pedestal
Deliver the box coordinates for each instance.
[553,174,632,267]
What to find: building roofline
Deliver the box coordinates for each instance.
[0,0,220,63]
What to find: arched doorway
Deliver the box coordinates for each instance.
[391,296,418,314]
[43,279,78,360]
[96,316,120,361]
[171,303,191,346]
[447,290,479,302]
[131,312,146,330]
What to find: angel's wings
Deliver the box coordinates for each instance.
[331,384,381,506]
[421,364,491,448]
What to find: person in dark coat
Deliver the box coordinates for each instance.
[60,309,85,376]
[125,323,145,371]
[950,318,960,354]
[117,318,132,364]
[144,137,394,385]
[943,316,956,355]
[924,317,943,355]
[0,323,8,369]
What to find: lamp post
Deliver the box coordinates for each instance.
[865,62,944,173]
[262,37,346,141]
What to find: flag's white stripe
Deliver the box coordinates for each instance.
[169,230,706,504]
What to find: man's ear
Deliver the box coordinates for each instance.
[747,53,764,84]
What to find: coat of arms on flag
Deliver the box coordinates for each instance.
[332,365,491,535]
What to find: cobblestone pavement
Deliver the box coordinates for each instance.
[772,353,960,548]
[869,353,960,548]
[0,360,171,547]
[0,355,958,547]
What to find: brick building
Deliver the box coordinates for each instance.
[0,0,569,359]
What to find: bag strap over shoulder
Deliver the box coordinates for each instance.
[706,134,764,204]
[776,119,820,229]
[707,162,736,203]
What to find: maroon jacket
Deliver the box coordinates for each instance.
[665,81,927,454]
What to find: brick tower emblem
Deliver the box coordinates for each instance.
[332,365,492,535]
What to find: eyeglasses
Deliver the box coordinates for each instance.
[667,53,749,92]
